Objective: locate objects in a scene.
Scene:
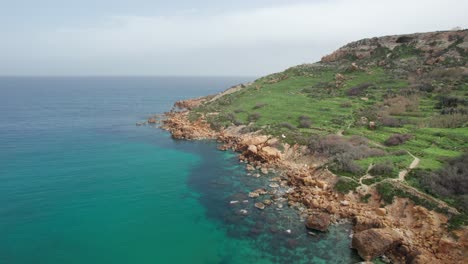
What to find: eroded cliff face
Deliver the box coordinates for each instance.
[321,30,468,67]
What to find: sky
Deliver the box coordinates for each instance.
[0,0,467,76]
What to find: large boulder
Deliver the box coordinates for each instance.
[241,135,269,146]
[352,228,403,261]
[353,215,385,232]
[259,146,282,160]
[305,213,331,232]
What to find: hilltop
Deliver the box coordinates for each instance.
[160,30,468,263]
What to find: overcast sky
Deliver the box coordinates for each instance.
[1,0,467,76]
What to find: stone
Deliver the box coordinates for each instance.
[305,213,331,232]
[260,167,269,174]
[147,117,157,124]
[241,135,269,146]
[375,208,387,216]
[248,192,259,198]
[247,144,258,154]
[239,209,248,215]
[255,202,265,210]
[269,183,279,188]
[303,176,315,186]
[316,180,328,189]
[263,199,272,205]
[340,200,350,206]
[351,228,403,261]
[246,164,255,171]
[353,216,384,232]
[260,146,282,160]
[368,121,376,130]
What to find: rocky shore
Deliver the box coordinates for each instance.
[159,97,467,263]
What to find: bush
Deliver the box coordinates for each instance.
[279,122,296,130]
[436,95,467,109]
[335,177,360,193]
[233,119,244,126]
[346,83,373,96]
[247,112,261,122]
[253,102,267,109]
[391,149,408,156]
[298,115,313,128]
[332,153,365,175]
[384,95,419,115]
[239,125,261,134]
[421,154,468,198]
[379,116,403,127]
[414,82,434,93]
[233,108,244,113]
[340,101,352,108]
[309,135,384,160]
[384,134,412,146]
[369,162,395,177]
[429,113,468,128]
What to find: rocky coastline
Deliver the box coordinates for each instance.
[158,97,467,264]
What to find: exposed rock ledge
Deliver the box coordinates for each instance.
[160,98,467,264]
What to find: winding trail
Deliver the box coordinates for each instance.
[398,151,420,181]
[334,126,458,214]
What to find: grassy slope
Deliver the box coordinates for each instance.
[190,36,468,224]
[195,64,466,170]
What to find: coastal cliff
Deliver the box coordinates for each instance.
[159,30,468,263]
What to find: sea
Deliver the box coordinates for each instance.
[0,77,361,264]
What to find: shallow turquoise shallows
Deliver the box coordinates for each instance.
[0,77,360,263]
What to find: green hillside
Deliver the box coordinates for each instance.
[188,30,468,227]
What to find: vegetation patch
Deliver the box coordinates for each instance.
[335,177,360,193]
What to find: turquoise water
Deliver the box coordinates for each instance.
[0,77,360,263]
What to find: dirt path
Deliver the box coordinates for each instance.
[398,151,420,181]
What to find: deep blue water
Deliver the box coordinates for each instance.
[0,77,360,263]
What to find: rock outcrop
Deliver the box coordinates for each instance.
[305,213,331,232]
[352,228,403,261]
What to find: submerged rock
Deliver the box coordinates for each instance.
[255,202,266,210]
[239,209,248,215]
[352,228,403,261]
[248,192,259,198]
[269,183,279,188]
[305,213,331,232]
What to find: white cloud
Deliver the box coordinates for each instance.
[2,0,467,75]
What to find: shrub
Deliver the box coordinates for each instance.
[384,95,419,115]
[361,193,372,203]
[435,96,467,109]
[247,112,261,122]
[233,119,244,126]
[335,177,359,193]
[421,154,468,198]
[340,101,352,108]
[369,162,395,177]
[384,134,412,146]
[346,83,373,97]
[414,82,434,93]
[239,125,261,134]
[233,108,244,113]
[391,149,408,156]
[429,113,468,128]
[253,102,268,109]
[279,122,296,130]
[380,116,403,127]
[298,115,313,128]
[332,153,365,175]
[309,135,384,159]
